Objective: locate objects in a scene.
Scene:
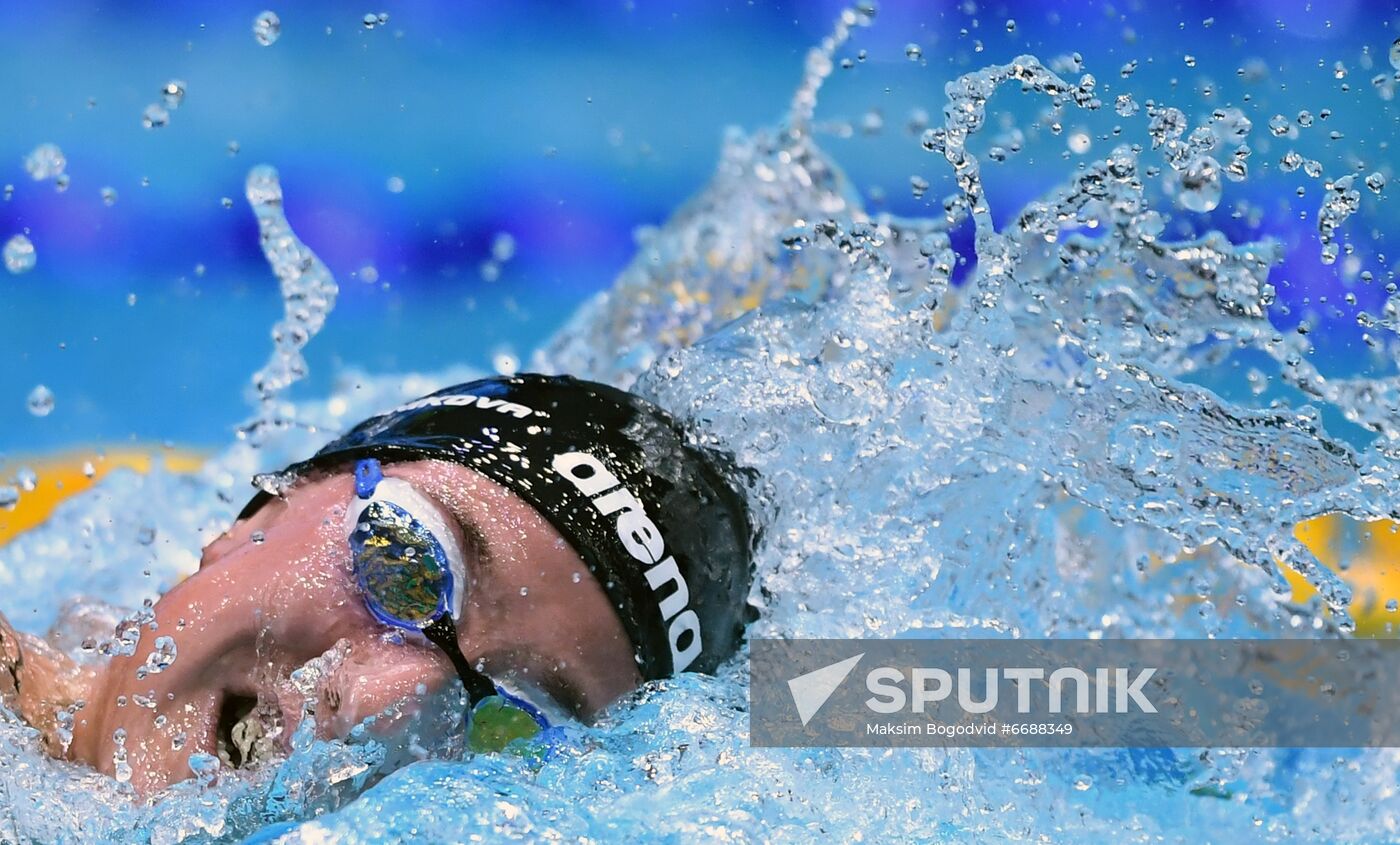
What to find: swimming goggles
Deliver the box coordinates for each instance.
[345,458,561,754]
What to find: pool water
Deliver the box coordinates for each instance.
[4,3,1400,842]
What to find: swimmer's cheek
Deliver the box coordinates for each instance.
[320,644,452,740]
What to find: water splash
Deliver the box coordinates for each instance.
[3,5,1400,842]
[239,165,339,448]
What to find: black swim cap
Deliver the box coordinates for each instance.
[241,374,756,680]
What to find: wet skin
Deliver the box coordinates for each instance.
[3,459,641,795]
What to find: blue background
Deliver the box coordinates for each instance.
[2,0,1395,453]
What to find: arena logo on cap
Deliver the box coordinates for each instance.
[552,450,702,673]
[391,393,535,419]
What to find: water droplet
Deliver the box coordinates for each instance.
[141,635,178,674]
[137,525,156,545]
[253,10,281,46]
[1268,114,1290,137]
[1390,38,1400,71]
[1067,130,1091,155]
[161,79,186,109]
[81,461,96,478]
[386,175,405,193]
[491,232,516,263]
[4,234,36,274]
[141,103,170,130]
[571,571,582,584]
[1073,774,1093,791]
[15,468,37,492]
[1210,107,1251,146]
[904,43,922,61]
[1297,109,1314,127]
[251,529,266,544]
[1005,19,1015,32]
[1114,93,1138,117]
[0,487,19,511]
[100,186,118,206]
[910,175,930,199]
[362,12,379,29]
[1184,55,1197,68]
[23,143,65,181]
[1387,599,1398,613]
[492,350,519,375]
[1366,171,1386,194]
[1178,156,1222,213]
[112,728,131,784]
[26,384,54,416]
[1146,107,1186,149]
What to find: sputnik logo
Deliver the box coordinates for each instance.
[787,653,864,726]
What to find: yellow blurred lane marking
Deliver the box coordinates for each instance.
[0,448,205,547]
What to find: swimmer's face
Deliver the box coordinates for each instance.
[68,459,642,795]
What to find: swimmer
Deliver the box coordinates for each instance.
[0,374,755,795]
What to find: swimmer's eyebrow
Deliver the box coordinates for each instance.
[417,487,495,584]
[410,490,587,713]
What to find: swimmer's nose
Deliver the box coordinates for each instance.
[287,634,455,741]
[71,475,454,792]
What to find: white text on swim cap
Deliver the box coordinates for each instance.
[391,393,535,419]
[552,450,701,673]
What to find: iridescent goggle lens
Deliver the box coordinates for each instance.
[349,498,451,629]
[344,459,557,754]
